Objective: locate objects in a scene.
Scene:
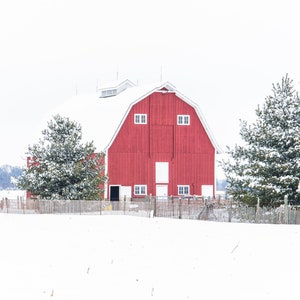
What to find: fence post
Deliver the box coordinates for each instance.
[5,198,9,213]
[228,196,232,222]
[172,196,175,217]
[153,196,157,217]
[256,197,260,223]
[284,195,288,224]
[148,194,152,218]
[179,197,182,219]
[123,196,126,215]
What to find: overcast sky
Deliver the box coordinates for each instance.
[1,0,300,166]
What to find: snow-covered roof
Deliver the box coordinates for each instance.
[49,81,221,153]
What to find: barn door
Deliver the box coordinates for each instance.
[155,162,169,183]
[156,185,168,201]
[201,185,213,199]
[110,186,120,201]
[120,186,132,201]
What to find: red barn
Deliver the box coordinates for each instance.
[54,80,221,200]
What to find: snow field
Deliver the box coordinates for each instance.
[0,214,299,300]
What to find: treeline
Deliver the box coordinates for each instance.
[0,165,22,189]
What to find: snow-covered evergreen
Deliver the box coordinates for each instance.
[16,115,106,200]
[222,75,300,205]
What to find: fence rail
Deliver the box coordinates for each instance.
[1,196,300,224]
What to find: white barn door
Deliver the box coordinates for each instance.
[202,185,213,199]
[155,162,169,183]
[120,186,132,201]
[155,162,169,201]
[156,185,168,201]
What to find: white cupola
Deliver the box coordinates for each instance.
[98,79,135,98]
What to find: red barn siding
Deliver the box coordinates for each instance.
[151,125,174,154]
[107,91,216,199]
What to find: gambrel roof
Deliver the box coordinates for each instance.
[50,81,221,153]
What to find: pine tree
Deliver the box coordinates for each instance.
[16,115,106,200]
[222,75,300,206]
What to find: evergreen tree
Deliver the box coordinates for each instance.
[221,75,300,206]
[16,115,106,200]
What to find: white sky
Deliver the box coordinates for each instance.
[1,0,300,166]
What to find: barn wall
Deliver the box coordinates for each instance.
[107,91,215,198]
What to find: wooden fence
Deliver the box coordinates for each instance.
[1,196,300,224]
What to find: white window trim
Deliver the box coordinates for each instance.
[177,185,190,195]
[134,114,147,124]
[177,115,190,125]
[134,185,147,195]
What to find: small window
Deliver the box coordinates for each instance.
[101,89,117,98]
[178,185,190,195]
[134,114,147,124]
[134,185,147,195]
[177,115,190,125]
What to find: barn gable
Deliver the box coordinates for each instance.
[105,81,221,154]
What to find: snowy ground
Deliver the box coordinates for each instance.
[1,214,299,300]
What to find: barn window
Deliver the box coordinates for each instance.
[178,185,190,195]
[101,89,117,97]
[134,185,147,195]
[177,115,190,125]
[134,114,147,124]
